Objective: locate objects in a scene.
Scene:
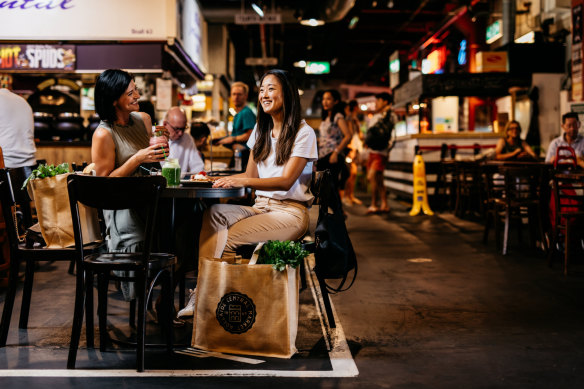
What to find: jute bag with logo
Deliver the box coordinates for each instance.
[192,256,300,358]
[27,173,101,248]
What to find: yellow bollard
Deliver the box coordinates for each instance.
[409,153,434,216]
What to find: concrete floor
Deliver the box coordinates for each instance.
[2,192,584,388]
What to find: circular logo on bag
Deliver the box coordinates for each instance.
[216,292,256,334]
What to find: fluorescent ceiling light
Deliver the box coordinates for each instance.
[293,60,307,68]
[515,31,534,44]
[300,18,325,27]
[251,2,264,18]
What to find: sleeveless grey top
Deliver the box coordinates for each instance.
[98,111,150,174]
[98,112,150,301]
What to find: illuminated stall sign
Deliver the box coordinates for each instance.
[305,61,330,74]
[422,47,445,74]
[486,20,502,44]
[389,50,400,89]
[180,0,207,73]
[0,0,174,41]
[0,44,76,71]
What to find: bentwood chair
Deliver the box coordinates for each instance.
[66,174,176,372]
[548,172,584,275]
[0,168,102,347]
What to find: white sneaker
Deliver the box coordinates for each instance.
[177,288,197,318]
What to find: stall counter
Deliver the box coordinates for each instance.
[385,132,502,198]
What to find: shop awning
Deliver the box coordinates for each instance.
[394,73,531,108]
[76,42,204,87]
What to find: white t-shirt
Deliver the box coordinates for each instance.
[0,89,36,168]
[247,120,318,203]
[168,132,204,173]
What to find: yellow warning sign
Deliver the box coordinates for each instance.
[409,154,434,216]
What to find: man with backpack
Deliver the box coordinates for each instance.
[364,92,394,214]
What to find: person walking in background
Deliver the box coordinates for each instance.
[316,89,352,200]
[0,87,37,177]
[545,112,584,168]
[365,92,393,214]
[495,120,538,161]
[164,106,204,173]
[343,99,364,206]
[217,81,256,167]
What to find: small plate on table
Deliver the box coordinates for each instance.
[179,179,214,187]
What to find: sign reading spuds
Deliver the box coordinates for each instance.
[0,0,175,41]
[0,44,76,71]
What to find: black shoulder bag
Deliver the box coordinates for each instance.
[313,170,358,292]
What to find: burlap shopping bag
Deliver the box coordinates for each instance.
[192,256,299,358]
[27,173,101,248]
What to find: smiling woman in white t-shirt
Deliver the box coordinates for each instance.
[198,69,318,263]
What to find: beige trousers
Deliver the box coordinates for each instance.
[199,196,310,261]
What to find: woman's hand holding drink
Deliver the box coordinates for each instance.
[139,125,168,163]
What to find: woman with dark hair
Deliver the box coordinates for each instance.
[316,89,352,196]
[495,120,537,161]
[92,69,167,177]
[196,68,317,271]
[91,69,168,301]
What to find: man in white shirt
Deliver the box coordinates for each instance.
[545,111,584,168]
[164,106,204,173]
[0,88,37,175]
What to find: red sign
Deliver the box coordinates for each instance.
[0,44,76,71]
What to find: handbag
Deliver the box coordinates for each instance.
[192,255,300,358]
[364,111,395,151]
[27,173,101,248]
[313,170,357,292]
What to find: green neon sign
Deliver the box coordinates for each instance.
[305,61,330,74]
[486,20,502,44]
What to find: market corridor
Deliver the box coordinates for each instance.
[1,193,584,388]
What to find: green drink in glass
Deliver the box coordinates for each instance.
[162,158,181,187]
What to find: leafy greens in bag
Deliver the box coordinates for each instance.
[22,163,70,190]
[256,240,309,271]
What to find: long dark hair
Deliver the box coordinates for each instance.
[253,69,302,165]
[320,89,344,121]
[95,69,134,124]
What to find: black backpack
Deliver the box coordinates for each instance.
[364,111,395,151]
[313,170,357,292]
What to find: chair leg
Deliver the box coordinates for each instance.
[503,208,511,255]
[136,274,147,372]
[483,211,492,245]
[564,222,570,276]
[129,299,136,329]
[317,275,336,329]
[18,259,35,329]
[163,270,174,354]
[97,272,109,352]
[68,257,75,275]
[179,271,186,309]
[0,257,20,347]
[536,206,548,253]
[300,259,307,290]
[547,229,558,268]
[67,267,86,369]
[85,269,95,349]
